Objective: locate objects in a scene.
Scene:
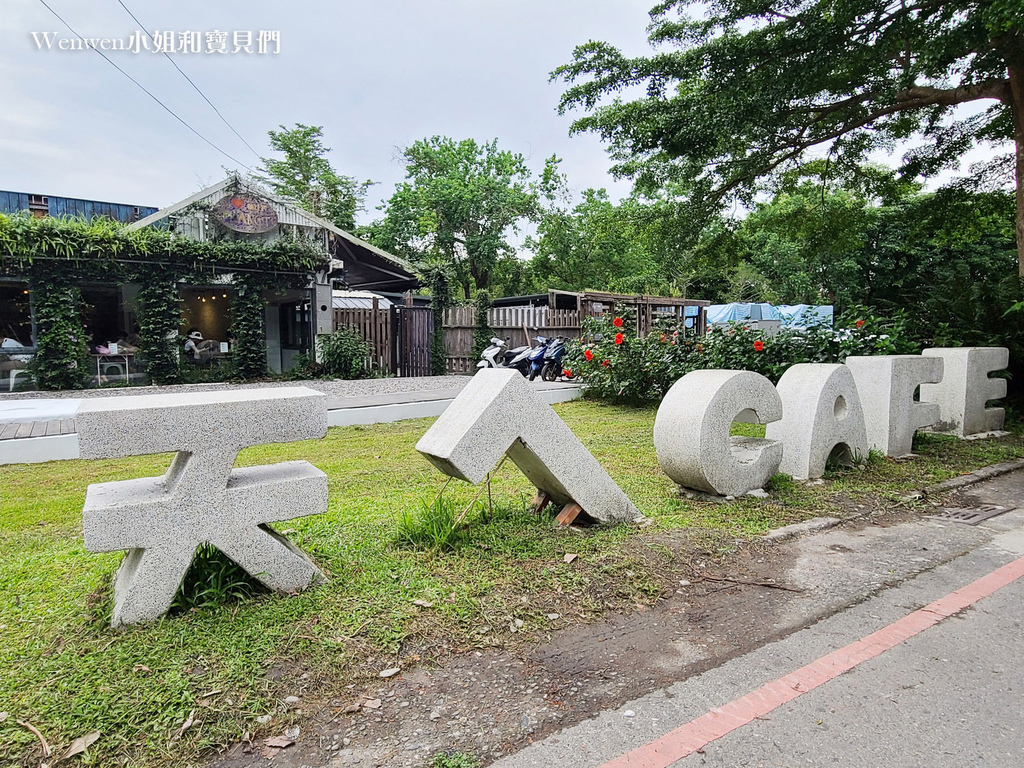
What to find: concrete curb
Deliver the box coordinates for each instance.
[921,458,1024,496]
[761,458,1024,544]
[760,516,844,544]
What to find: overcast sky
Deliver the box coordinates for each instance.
[2,0,659,221]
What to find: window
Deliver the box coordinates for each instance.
[279,300,310,351]
[28,195,49,218]
[0,283,34,349]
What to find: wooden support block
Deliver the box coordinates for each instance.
[554,502,583,528]
[531,490,552,515]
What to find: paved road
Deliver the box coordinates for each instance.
[494,472,1024,768]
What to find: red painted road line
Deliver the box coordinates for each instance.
[599,555,1024,768]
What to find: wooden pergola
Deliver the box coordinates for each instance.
[548,289,710,337]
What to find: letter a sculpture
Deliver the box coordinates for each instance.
[77,388,329,627]
[416,370,641,525]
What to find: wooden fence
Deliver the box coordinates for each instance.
[333,305,392,373]
[336,300,703,376]
[442,306,583,374]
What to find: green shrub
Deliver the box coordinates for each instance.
[566,306,920,403]
[318,327,373,379]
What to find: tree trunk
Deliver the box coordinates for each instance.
[1010,64,1024,278]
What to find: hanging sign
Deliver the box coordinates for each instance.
[212,194,279,234]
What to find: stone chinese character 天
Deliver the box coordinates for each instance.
[76,388,330,627]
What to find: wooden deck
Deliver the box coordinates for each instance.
[0,419,76,440]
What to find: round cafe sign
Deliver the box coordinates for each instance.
[212,194,279,234]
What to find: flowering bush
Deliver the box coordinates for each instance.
[566,306,920,404]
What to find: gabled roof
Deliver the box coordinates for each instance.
[129,176,419,291]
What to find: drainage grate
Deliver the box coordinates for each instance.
[931,505,1014,525]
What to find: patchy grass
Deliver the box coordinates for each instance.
[0,399,1021,766]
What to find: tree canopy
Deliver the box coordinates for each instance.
[554,0,1024,273]
[364,136,555,299]
[258,123,373,231]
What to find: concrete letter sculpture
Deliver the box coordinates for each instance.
[845,355,943,457]
[654,370,783,497]
[416,369,640,524]
[77,388,329,627]
[919,347,1009,437]
[766,364,869,480]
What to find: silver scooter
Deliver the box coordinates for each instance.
[477,337,532,376]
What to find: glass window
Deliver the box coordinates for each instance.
[0,282,34,349]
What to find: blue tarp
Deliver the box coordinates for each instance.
[706,303,782,325]
[706,302,832,328]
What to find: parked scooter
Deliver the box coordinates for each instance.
[526,336,552,381]
[477,337,532,376]
[540,336,570,381]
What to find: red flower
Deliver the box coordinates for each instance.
[614,332,624,345]
[659,334,666,343]
[856,319,866,328]
[584,349,594,361]
[753,340,764,352]
[602,359,610,367]
[696,343,704,353]
[563,369,572,377]
[612,317,624,327]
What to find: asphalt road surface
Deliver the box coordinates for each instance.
[493,473,1024,768]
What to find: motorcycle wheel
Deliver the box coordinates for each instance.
[541,362,557,382]
[528,368,538,381]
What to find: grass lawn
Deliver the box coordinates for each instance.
[1,399,1021,766]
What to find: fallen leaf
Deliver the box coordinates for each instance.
[362,698,382,709]
[412,599,434,608]
[262,736,294,749]
[17,720,50,757]
[563,553,578,564]
[132,665,150,673]
[379,667,401,678]
[54,731,99,763]
[171,709,196,741]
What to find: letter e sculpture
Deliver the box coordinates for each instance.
[654,370,783,497]
[77,387,329,627]
[415,369,641,524]
[919,347,1009,437]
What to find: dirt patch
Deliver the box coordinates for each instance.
[205,522,819,768]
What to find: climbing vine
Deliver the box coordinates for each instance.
[0,213,329,389]
[421,261,455,376]
[230,272,273,380]
[27,265,91,390]
[134,266,184,385]
[473,289,492,360]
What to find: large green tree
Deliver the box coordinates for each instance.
[555,0,1024,274]
[528,188,656,291]
[366,137,553,299]
[258,123,372,231]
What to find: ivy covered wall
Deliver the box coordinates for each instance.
[0,213,329,389]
